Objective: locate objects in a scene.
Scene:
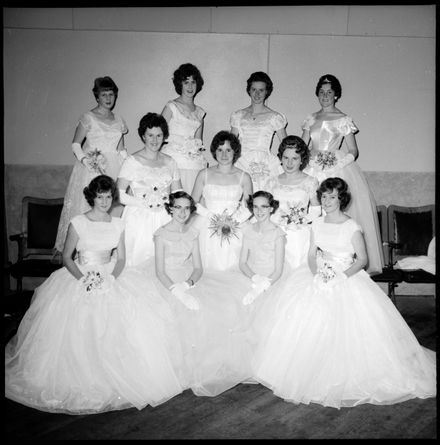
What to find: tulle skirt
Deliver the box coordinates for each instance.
[142,259,254,397]
[284,225,311,270]
[252,265,436,408]
[5,262,184,414]
[304,161,384,274]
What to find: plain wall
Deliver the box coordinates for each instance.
[3,5,435,172]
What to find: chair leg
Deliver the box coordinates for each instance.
[388,282,397,305]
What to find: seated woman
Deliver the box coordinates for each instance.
[149,191,252,397]
[5,175,184,415]
[252,177,436,409]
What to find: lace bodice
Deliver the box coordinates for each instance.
[230,109,287,154]
[79,111,128,155]
[118,155,180,201]
[166,101,205,140]
[301,114,358,152]
[153,226,199,274]
[71,214,124,252]
[202,182,244,215]
[242,224,286,276]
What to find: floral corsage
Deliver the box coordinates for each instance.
[209,210,240,246]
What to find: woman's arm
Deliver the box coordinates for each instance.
[62,223,83,279]
[239,237,254,278]
[154,235,174,289]
[344,132,359,160]
[301,128,311,147]
[191,168,206,203]
[194,122,204,141]
[187,238,203,286]
[111,231,126,279]
[161,102,172,123]
[343,230,367,277]
[307,229,318,274]
[241,172,253,203]
[268,235,285,283]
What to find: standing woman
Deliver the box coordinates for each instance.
[191,131,253,271]
[266,135,321,270]
[161,63,207,194]
[301,74,384,274]
[230,71,287,192]
[55,76,128,254]
[117,113,182,267]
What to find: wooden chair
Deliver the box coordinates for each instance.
[370,205,404,304]
[387,204,435,287]
[8,196,65,292]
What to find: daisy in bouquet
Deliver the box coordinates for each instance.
[209,209,240,246]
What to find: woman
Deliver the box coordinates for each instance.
[117,113,182,266]
[266,135,321,269]
[301,74,383,274]
[161,63,207,194]
[252,178,436,409]
[5,175,184,414]
[151,191,252,396]
[191,131,253,271]
[230,71,287,191]
[55,76,128,253]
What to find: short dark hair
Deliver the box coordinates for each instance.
[138,112,169,142]
[92,76,119,100]
[246,190,279,215]
[164,190,197,215]
[210,131,241,164]
[172,63,204,95]
[317,177,351,211]
[246,71,274,99]
[315,74,342,100]
[277,135,310,170]
[83,175,117,207]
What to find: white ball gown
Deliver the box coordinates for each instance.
[252,217,436,409]
[230,109,287,191]
[267,174,319,269]
[161,100,207,194]
[193,170,250,271]
[301,113,384,274]
[118,155,180,266]
[5,215,184,414]
[143,225,252,397]
[55,111,128,252]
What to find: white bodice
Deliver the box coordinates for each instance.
[202,183,244,215]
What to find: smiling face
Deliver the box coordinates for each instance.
[93,190,113,213]
[143,126,164,152]
[181,76,197,98]
[96,89,116,110]
[252,196,272,222]
[281,148,302,174]
[249,81,267,104]
[215,141,235,165]
[318,83,337,108]
[171,197,192,224]
[320,189,340,214]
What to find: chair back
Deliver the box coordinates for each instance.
[387,204,435,259]
[21,197,64,256]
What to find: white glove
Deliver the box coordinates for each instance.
[119,149,128,160]
[72,142,85,163]
[307,205,322,223]
[235,205,252,224]
[170,282,199,311]
[242,288,261,306]
[251,274,272,291]
[118,189,145,208]
[196,203,214,219]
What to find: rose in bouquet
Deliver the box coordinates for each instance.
[86,148,107,174]
[81,270,105,293]
[279,202,307,228]
[315,151,337,171]
[185,138,205,160]
[142,185,169,211]
[209,209,240,246]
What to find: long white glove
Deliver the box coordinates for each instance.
[196,203,214,219]
[243,275,272,305]
[119,149,128,160]
[72,142,85,162]
[170,282,199,311]
[118,189,145,208]
[307,205,322,222]
[235,205,252,224]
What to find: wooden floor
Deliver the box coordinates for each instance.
[4,294,437,440]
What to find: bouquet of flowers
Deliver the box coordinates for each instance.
[248,160,271,183]
[142,186,169,211]
[209,210,240,246]
[81,270,105,293]
[279,203,307,227]
[315,151,337,171]
[184,138,205,160]
[317,261,337,283]
[86,148,107,174]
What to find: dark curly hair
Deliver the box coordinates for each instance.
[315,74,342,100]
[277,135,310,170]
[92,76,119,100]
[83,175,117,207]
[246,71,273,99]
[172,63,204,95]
[210,131,241,164]
[246,190,279,215]
[164,191,197,215]
[317,177,351,211]
[138,112,169,142]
